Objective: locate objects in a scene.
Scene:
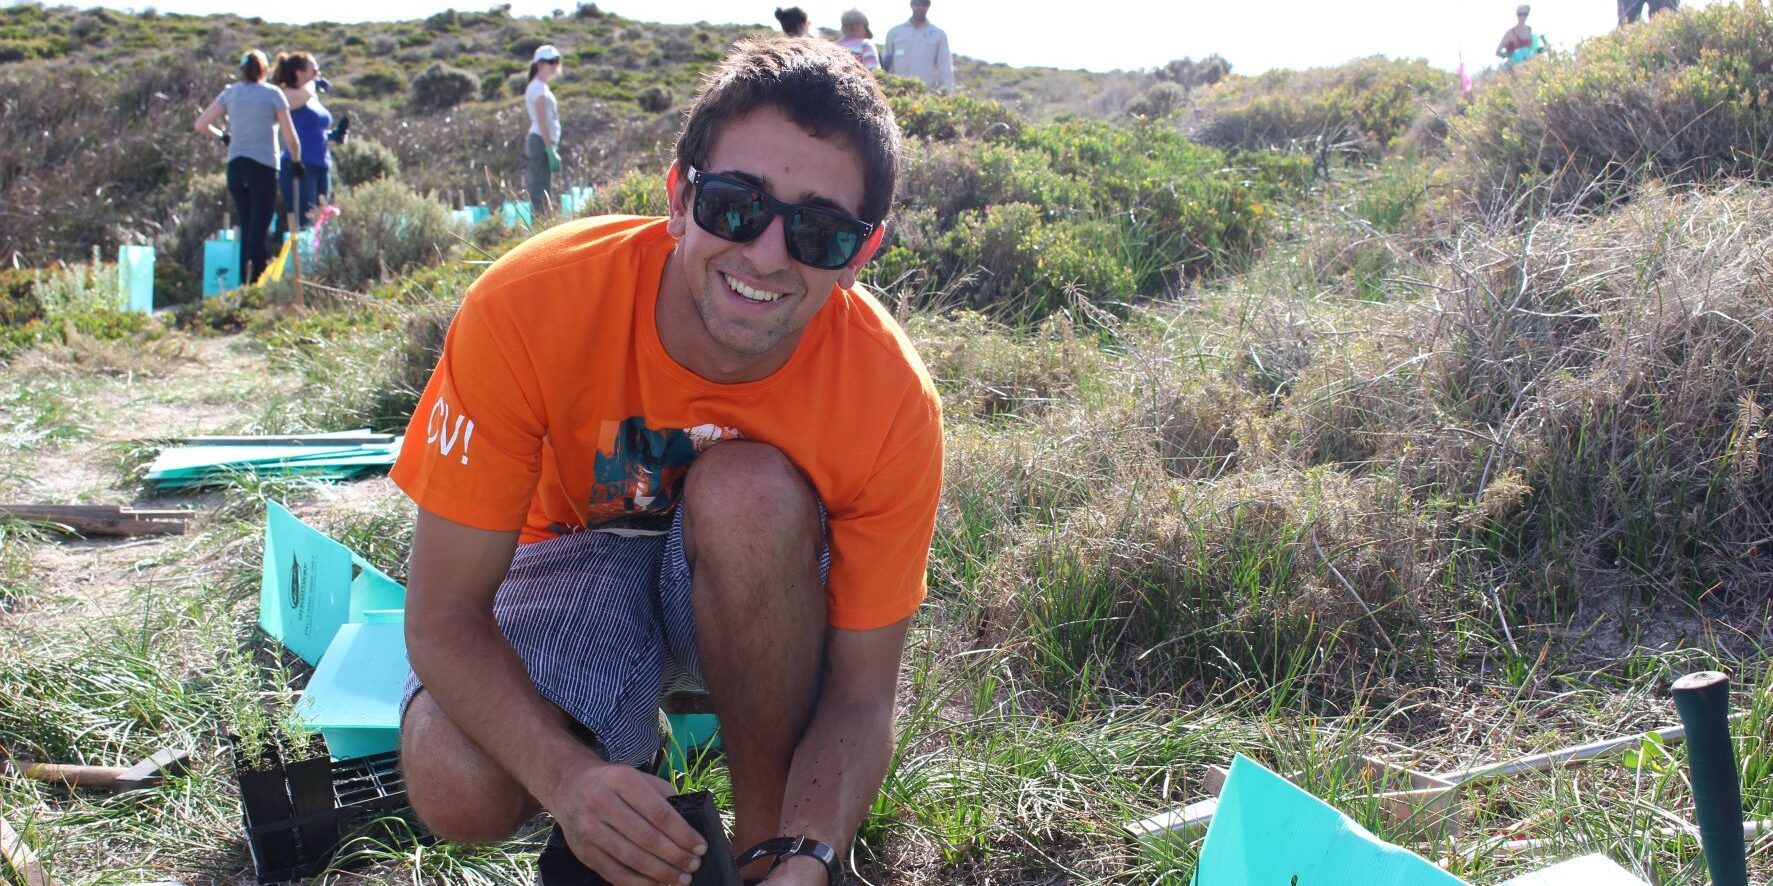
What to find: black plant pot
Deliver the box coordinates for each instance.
[232,742,301,875]
[537,792,741,886]
[283,735,339,867]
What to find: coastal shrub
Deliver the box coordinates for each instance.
[351,64,406,98]
[314,178,455,289]
[636,84,671,113]
[1193,56,1454,153]
[588,168,668,216]
[1125,82,1187,119]
[330,137,401,187]
[884,77,1025,142]
[887,118,1295,320]
[409,62,478,111]
[1456,2,1773,211]
[154,171,231,306]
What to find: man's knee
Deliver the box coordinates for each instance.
[400,691,534,843]
[682,441,820,541]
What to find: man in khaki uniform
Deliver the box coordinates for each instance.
[882,0,953,93]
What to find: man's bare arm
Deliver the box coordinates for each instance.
[405,510,705,885]
[405,511,577,802]
[769,616,912,882]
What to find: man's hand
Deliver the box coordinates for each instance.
[549,760,709,886]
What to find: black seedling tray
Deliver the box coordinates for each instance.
[233,743,411,884]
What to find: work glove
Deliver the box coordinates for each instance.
[220,132,231,146]
[329,113,350,144]
[315,76,331,94]
[290,160,307,180]
[546,144,561,172]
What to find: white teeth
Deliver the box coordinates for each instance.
[723,273,781,302]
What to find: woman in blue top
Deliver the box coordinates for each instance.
[271,52,344,233]
[193,50,303,285]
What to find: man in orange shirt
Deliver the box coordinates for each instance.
[391,37,942,886]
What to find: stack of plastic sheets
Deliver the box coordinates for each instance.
[146,431,401,489]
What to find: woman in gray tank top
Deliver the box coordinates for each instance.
[193,50,303,286]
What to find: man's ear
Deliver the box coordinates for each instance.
[838,221,887,289]
[664,160,687,237]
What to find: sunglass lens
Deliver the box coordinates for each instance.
[696,179,770,242]
[788,211,864,269]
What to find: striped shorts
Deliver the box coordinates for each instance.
[401,507,828,768]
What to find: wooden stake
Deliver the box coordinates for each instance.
[287,211,305,308]
[0,814,52,886]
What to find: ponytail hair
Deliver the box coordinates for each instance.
[271,51,313,89]
[240,49,268,82]
[529,60,541,82]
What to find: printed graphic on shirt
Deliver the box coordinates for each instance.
[571,416,742,534]
[425,395,476,465]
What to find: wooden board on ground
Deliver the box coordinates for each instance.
[0,814,52,886]
[0,504,190,537]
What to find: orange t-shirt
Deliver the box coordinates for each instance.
[391,215,944,631]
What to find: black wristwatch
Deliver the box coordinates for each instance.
[734,836,842,884]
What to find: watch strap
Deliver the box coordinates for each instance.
[734,836,840,884]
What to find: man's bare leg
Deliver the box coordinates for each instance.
[402,689,558,842]
[680,441,827,864]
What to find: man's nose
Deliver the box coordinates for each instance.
[741,211,794,274]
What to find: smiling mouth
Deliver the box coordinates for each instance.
[723,272,785,303]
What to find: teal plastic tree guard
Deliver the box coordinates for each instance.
[117,244,154,313]
[558,186,596,217]
[502,200,534,228]
[259,500,405,666]
[295,621,408,760]
[1194,755,1468,886]
[450,206,492,228]
[202,230,241,297]
[662,713,722,778]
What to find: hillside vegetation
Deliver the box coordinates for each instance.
[0,3,1771,884]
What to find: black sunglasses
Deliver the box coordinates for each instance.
[687,167,875,271]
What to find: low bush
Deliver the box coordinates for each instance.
[636,84,671,113]
[330,137,401,187]
[1124,82,1186,119]
[1455,2,1773,211]
[1193,56,1454,154]
[884,77,1025,142]
[588,168,668,216]
[887,118,1300,320]
[313,178,456,289]
[409,61,478,111]
[153,171,231,306]
[351,64,407,98]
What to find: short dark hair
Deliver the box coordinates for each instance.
[774,6,809,34]
[675,36,899,224]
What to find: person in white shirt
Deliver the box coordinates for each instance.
[882,0,953,93]
[524,44,563,218]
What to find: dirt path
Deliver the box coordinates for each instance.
[0,334,301,629]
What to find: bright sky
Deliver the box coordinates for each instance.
[57,0,1728,74]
